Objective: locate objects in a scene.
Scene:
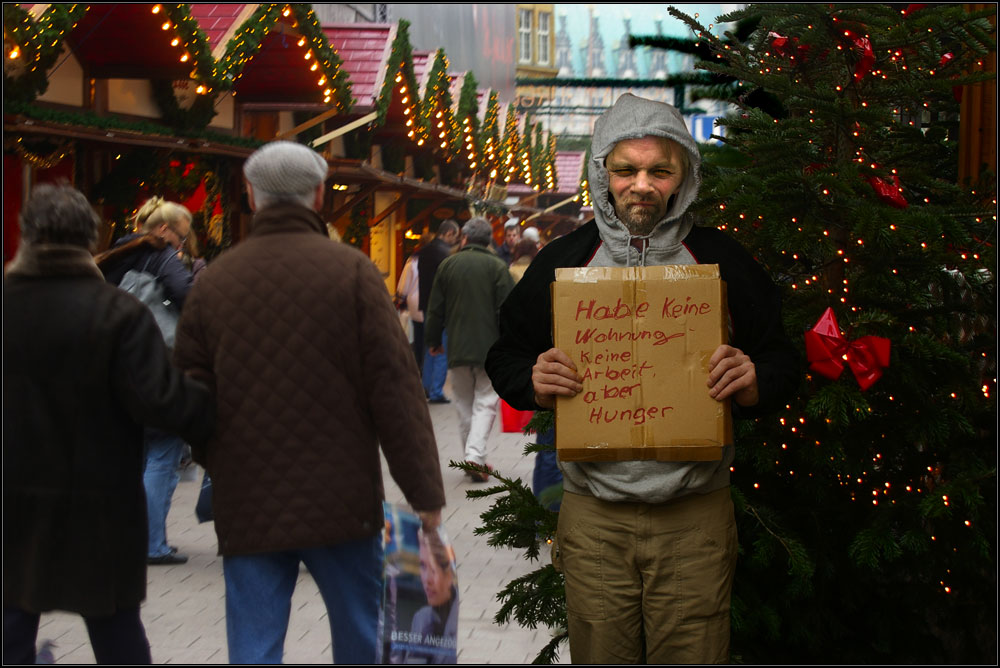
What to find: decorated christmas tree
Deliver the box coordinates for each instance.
[462,4,996,664]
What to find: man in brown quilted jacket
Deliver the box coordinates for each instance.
[173,141,446,664]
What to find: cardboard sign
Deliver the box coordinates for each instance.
[552,265,733,462]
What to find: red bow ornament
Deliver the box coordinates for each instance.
[852,35,875,80]
[769,32,811,61]
[867,173,908,208]
[805,308,891,391]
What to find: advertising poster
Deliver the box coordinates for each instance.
[377,502,459,664]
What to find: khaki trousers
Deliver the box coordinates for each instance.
[556,487,737,664]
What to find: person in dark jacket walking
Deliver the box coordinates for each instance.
[96,197,195,566]
[414,220,460,403]
[485,93,799,663]
[173,141,446,664]
[3,183,214,665]
[425,218,514,481]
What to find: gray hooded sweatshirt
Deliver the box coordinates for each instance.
[559,93,733,504]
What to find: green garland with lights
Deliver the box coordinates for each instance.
[343,197,372,248]
[148,4,223,130]
[456,71,481,175]
[419,49,461,183]
[3,3,87,104]
[544,134,559,192]
[150,79,219,130]
[371,20,428,176]
[479,90,502,179]
[421,49,461,157]
[216,3,352,111]
[3,98,262,149]
[374,19,420,127]
[195,164,233,260]
[90,148,233,248]
[578,145,592,208]
[499,105,521,184]
[161,3,222,88]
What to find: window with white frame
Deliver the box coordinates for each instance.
[519,9,533,63]
[537,11,550,66]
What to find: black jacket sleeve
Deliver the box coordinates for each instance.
[114,298,215,447]
[485,222,600,411]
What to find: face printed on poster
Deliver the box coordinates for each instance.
[378,503,459,665]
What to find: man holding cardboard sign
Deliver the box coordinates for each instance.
[485,94,798,663]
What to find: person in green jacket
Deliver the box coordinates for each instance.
[425,217,514,482]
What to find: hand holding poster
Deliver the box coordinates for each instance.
[378,502,459,664]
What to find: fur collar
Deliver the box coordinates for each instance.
[5,244,104,280]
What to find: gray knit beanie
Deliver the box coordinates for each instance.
[244,140,328,196]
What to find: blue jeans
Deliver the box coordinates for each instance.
[222,536,384,664]
[532,427,563,511]
[423,330,448,400]
[143,429,185,558]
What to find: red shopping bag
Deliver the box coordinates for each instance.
[500,400,534,433]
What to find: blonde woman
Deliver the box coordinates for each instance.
[95,196,195,566]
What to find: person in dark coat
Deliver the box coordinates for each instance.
[2,183,214,664]
[95,197,196,565]
[414,220,460,403]
[173,140,446,664]
[424,218,515,481]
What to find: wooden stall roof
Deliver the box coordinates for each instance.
[3,113,257,159]
[554,150,586,195]
[186,3,252,56]
[322,22,394,110]
[61,3,200,79]
[412,50,434,97]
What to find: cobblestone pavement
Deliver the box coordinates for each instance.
[35,397,568,664]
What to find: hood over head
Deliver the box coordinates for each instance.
[588,93,702,265]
